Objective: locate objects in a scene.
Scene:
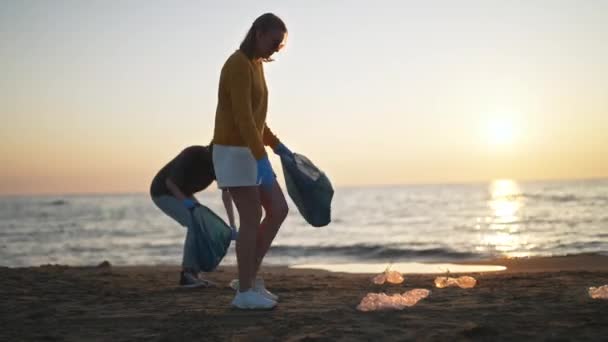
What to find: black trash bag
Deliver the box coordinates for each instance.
[189,205,232,272]
[280,153,334,227]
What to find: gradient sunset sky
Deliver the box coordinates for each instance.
[1,0,607,195]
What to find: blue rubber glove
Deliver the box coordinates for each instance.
[230,225,239,240]
[182,198,197,209]
[273,143,293,158]
[256,156,275,189]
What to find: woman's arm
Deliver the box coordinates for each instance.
[264,124,292,157]
[165,177,194,202]
[262,124,281,149]
[230,60,267,160]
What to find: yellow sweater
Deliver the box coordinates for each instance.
[212,50,281,160]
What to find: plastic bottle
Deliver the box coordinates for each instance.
[372,269,404,285]
[356,289,430,311]
[589,285,608,299]
[434,275,477,289]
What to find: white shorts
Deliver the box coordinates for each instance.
[212,144,259,188]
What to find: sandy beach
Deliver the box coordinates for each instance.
[1,255,607,341]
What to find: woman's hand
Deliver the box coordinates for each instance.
[273,143,293,158]
[256,156,275,189]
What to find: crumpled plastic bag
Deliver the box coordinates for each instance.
[434,275,477,289]
[372,269,404,285]
[281,153,333,227]
[189,205,232,272]
[589,285,608,299]
[357,289,430,312]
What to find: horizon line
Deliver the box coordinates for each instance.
[1,176,606,198]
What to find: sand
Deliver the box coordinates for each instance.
[1,255,607,341]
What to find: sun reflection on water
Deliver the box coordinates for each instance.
[479,179,530,257]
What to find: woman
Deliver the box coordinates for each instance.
[212,13,292,309]
[150,144,237,288]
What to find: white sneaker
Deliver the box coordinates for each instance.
[253,278,279,301]
[229,278,279,301]
[231,289,277,310]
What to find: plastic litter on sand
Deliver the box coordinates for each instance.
[357,289,430,312]
[372,269,404,285]
[434,275,477,289]
[588,285,608,299]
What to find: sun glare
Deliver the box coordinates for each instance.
[485,117,518,146]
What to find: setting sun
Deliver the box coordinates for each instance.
[485,117,518,146]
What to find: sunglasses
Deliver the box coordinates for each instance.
[270,37,285,51]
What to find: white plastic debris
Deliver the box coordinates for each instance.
[589,285,608,299]
[356,289,430,312]
[434,275,477,289]
[372,269,404,285]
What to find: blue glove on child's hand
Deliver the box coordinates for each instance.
[182,198,197,209]
[273,143,293,158]
[256,156,275,189]
[230,225,238,240]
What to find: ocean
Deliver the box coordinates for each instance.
[1,179,607,268]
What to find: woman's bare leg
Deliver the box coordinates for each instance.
[253,180,289,277]
[227,186,262,292]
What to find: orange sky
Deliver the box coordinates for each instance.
[1,1,607,195]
